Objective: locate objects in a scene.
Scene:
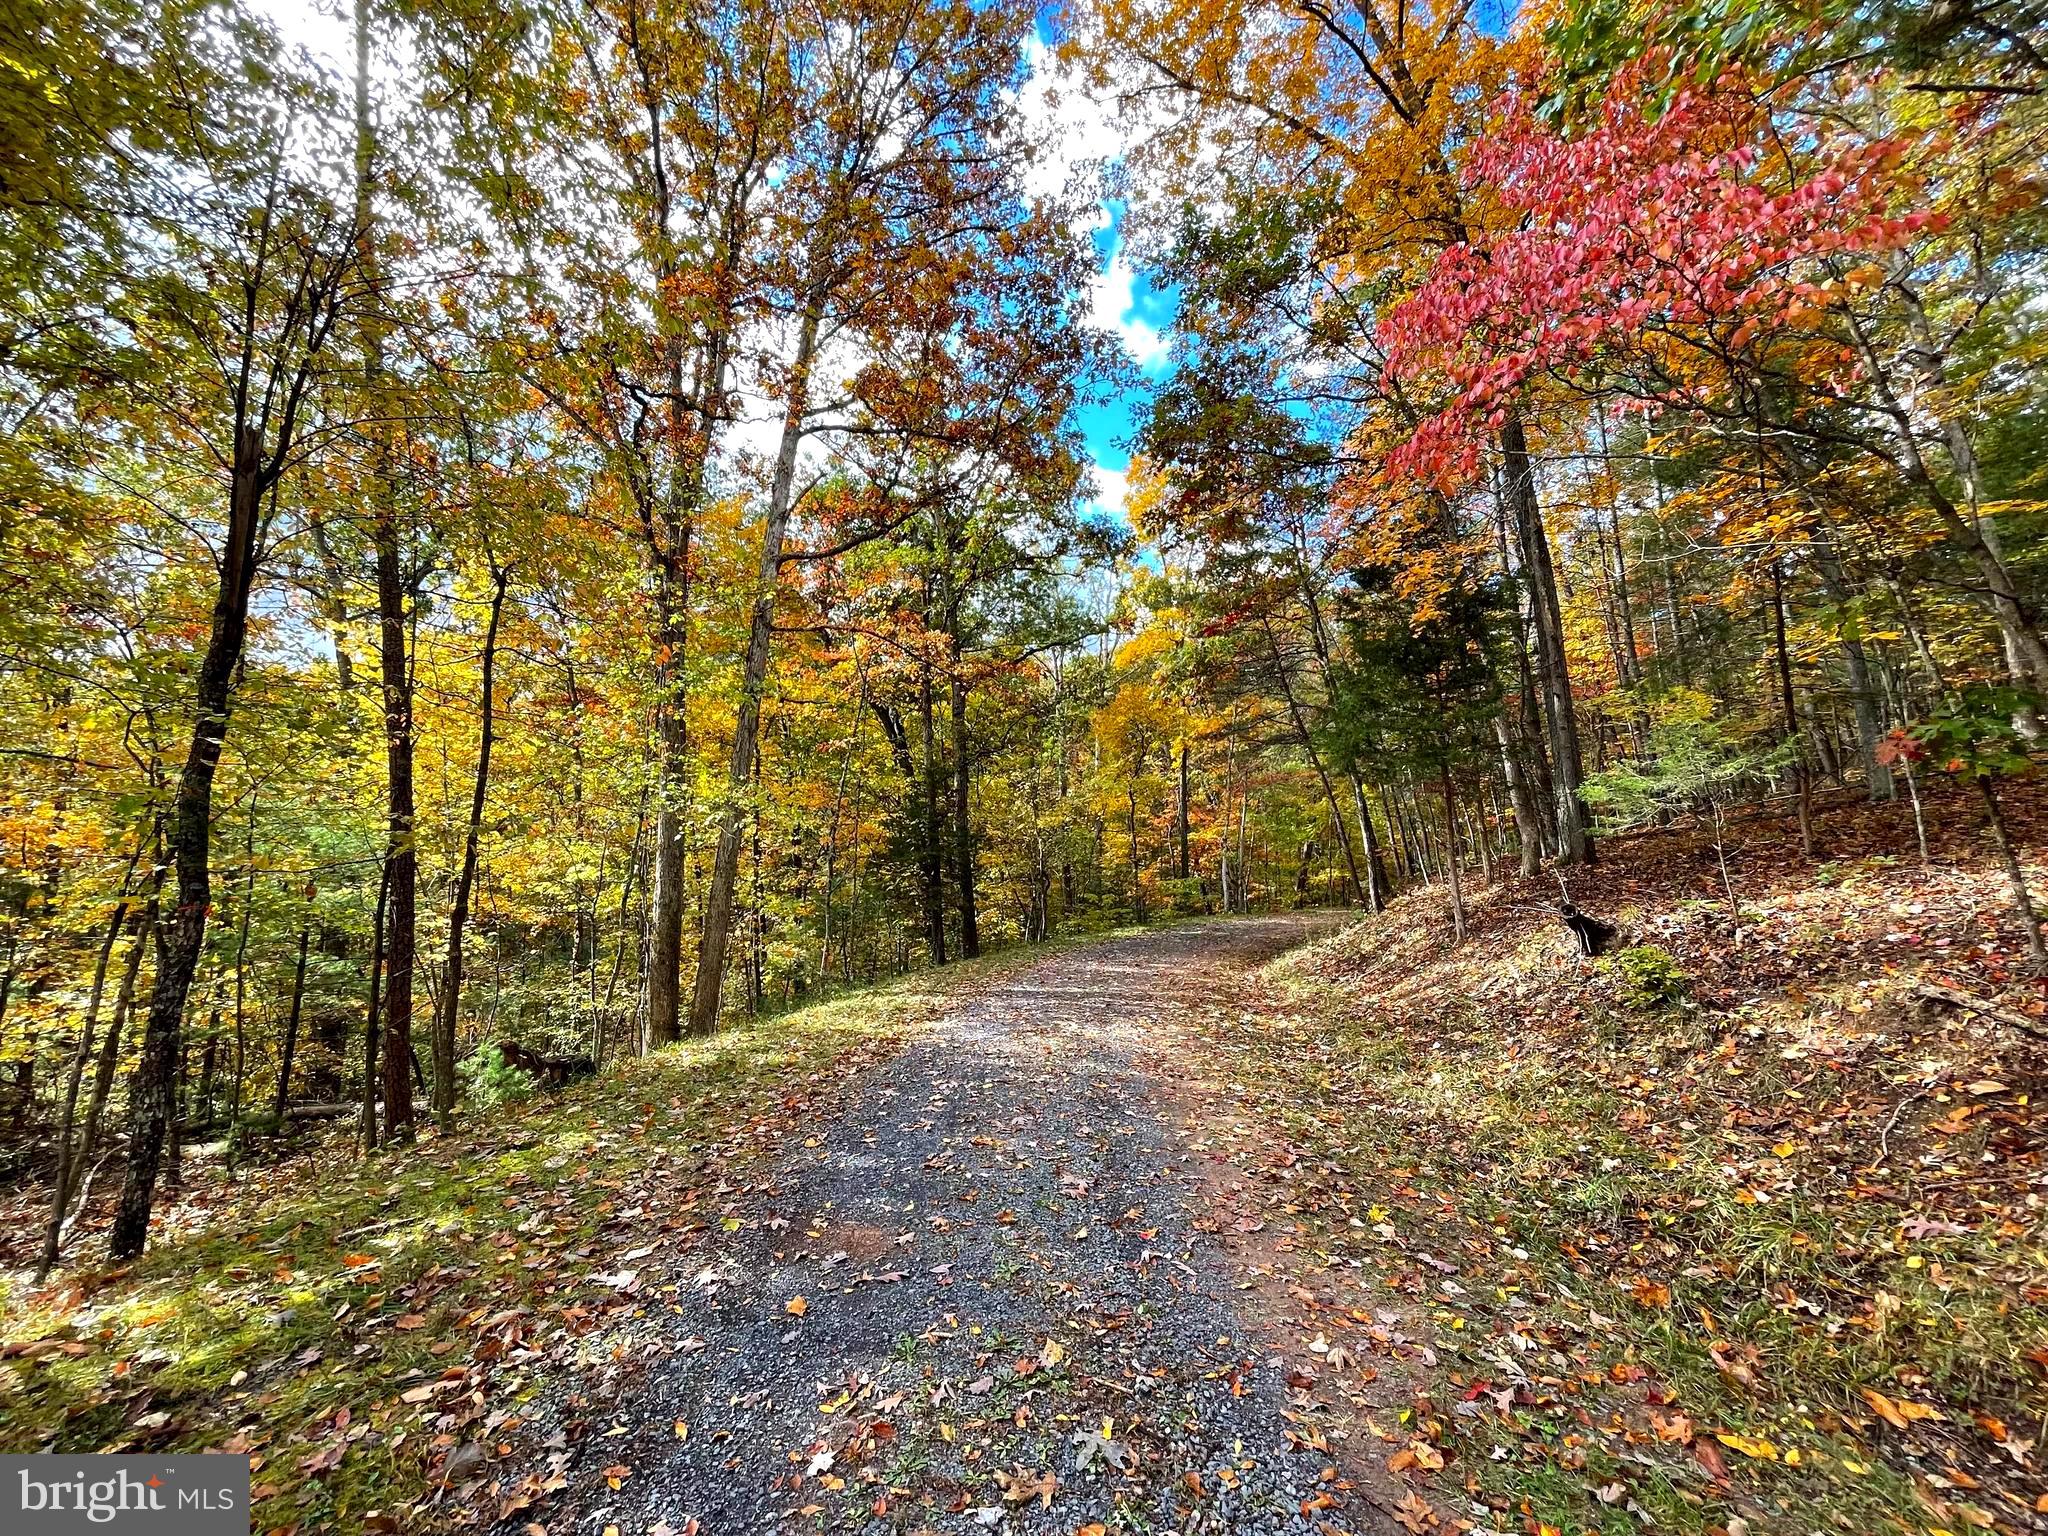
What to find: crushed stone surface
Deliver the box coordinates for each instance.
[517,915,1369,1536]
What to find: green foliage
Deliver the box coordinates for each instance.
[1540,0,2046,123]
[1897,685,2041,780]
[1582,691,1790,831]
[1604,944,1691,1009]
[1327,566,1509,786]
[458,1044,537,1109]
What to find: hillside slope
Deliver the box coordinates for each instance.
[1168,781,2048,1536]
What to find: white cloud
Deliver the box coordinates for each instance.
[1013,36,1174,377]
[1087,462,1129,521]
[1089,252,1169,371]
[1013,35,1123,226]
[253,0,352,71]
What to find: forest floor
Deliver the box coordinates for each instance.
[3,779,2046,1536]
[0,938,1109,1533]
[1187,780,2048,1536]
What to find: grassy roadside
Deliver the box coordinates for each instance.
[0,937,1073,1534]
[1182,789,2048,1536]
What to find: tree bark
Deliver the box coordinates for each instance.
[1494,714,1543,876]
[228,804,255,1134]
[1258,616,1365,901]
[951,670,979,959]
[82,882,155,1178]
[687,305,821,1035]
[1500,410,1592,864]
[1833,302,2048,697]
[1177,741,1191,881]
[274,920,310,1121]
[871,696,946,965]
[920,668,947,962]
[40,848,142,1277]
[819,674,864,983]
[1128,770,1146,920]
[644,579,690,1048]
[1811,526,1893,802]
[361,857,390,1151]
[1441,768,1467,942]
[1978,774,2047,974]
[108,426,265,1261]
[354,0,414,1142]
[435,563,507,1121]
[371,515,415,1140]
[1771,559,1816,859]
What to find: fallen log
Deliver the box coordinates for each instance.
[280,1101,357,1121]
[496,1041,595,1088]
[1911,981,2048,1042]
[175,1102,356,1136]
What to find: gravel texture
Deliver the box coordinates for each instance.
[518,915,1367,1536]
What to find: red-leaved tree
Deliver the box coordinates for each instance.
[1381,62,1938,490]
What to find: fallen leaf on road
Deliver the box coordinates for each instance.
[993,1466,1057,1507]
[1392,1489,1436,1531]
[1861,1388,1942,1428]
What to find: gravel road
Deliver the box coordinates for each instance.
[519,914,1368,1536]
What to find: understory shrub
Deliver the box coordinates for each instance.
[1606,943,1691,1009]
[460,1043,539,1108]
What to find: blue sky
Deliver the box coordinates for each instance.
[1010,26,1185,523]
[1075,202,1179,511]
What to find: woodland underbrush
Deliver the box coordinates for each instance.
[0,950,1035,1532]
[1222,781,2048,1535]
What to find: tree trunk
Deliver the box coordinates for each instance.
[1500,410,1592,864]
[1236,777,1249,910]
[1978,774,2047,974]
[1128,772,1146,920]
[688,304,822,1035]
[361,857,390,1152]
[435,563,507,1121]
[229,804,254,1134]
[1469,803,1494,883]
[1349,774,1386,912]
[952,670,979,959]
[1493,498,1558,852]
[81,882,155,1176]
[1608,506,1642,689]
[274,921,310,1121]
[1494,714,1543,876]
[354,0,413,1141]
[197,1025,218,1134]
[921,672,947,963]
[40,850,142,1277]
[819,676,864,984]
[308,509,355,691]
[1831,305,2048,699]
[166,1025,189,1193]
[1259,617,1365,901]
[747,750,766,1013]
[1177,741,1191,881]
[108,426,264,1261]
[1811,527,1893,802]
[870,696,944,965]
[372,508,415,1141]
[1771,560,1816,859]
[644,579,690,1049]
[1441,769,1467,942]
